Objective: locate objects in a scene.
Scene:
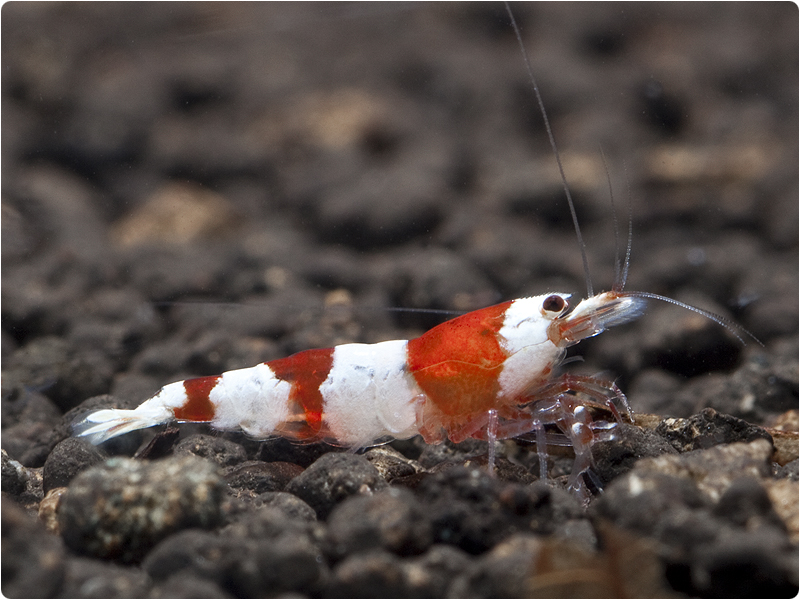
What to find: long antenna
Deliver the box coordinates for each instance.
[504,4,761,349]
[598,148,633,294]
[504,2,594,298]
[618,158,634,292]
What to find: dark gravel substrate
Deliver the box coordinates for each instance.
[2,3,798,598]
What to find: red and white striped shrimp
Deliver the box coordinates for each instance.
[72,291,644,445]
[72,4,760,499]
[72,286,750,497]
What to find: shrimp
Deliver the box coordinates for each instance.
[72,4,759,500]
[72,292,641,446]
[72,286,751,497]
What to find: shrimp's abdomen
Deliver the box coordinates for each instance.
[191,341,422,447]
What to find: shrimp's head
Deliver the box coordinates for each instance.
[548,291,646,348]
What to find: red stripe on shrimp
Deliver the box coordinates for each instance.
[408,301,511,412]
[174,375,220,421]
[407,301,512,441]
[268,348,335,440]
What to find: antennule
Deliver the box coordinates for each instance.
[619,159,634,293]
[599,149,634,294]
[598,146,623,292]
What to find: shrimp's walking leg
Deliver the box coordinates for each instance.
[516,374,632,499]
[486,409,499,475]
[528,373,634,423]
[554,394,601,503]
[532,418,549,481]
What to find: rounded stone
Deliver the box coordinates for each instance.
[58,455,225,562]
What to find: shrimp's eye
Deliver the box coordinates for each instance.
[543,294,567,313]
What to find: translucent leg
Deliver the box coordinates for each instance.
[486,409,498,476]
[526,374,634,424]
[532,418,549,481]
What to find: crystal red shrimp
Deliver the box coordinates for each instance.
[72,291,642,480]
[73,291,648,450]
[72,285,750,501]
[72,4,758,500]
